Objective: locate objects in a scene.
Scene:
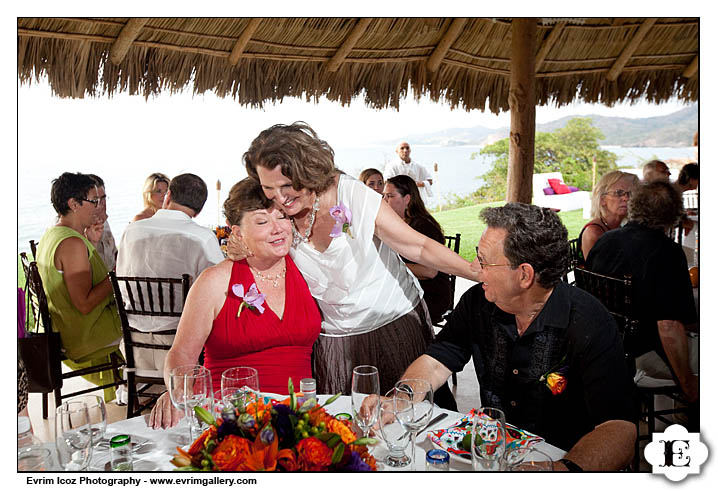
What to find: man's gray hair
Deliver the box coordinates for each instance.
[628,181,684,230]
[480,203,569,288]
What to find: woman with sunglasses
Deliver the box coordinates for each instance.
[132,172,170,222]
[35,172,123,401]
[578,170,640,262]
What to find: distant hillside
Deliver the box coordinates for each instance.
[382,104,697,148]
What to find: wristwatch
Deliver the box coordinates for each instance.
[558,458,583,471]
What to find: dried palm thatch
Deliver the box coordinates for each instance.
[17,17,698,113]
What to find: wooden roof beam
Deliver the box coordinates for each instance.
[606,17,657,81]
[682,55,698,78]
[228,18,263,66]
[426,18,468,73]
[109,18,149,65]
[326,18,372,72]
[535,21,565,72]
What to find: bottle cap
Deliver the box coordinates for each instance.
[110,434,131,448]
[18,416,31,434]
[300,378,316,391]
[426,449,450,465]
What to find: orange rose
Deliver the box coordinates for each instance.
[212,435,251,471]
[327,418,358,445]
[277,448,299,471]
[295,437,333,471]
[545,372,567,395]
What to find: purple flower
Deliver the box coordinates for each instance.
[272,404,297,445]
[231,283,266,317]
[237,412,256,431]
[342,451,371,472]
[259,424,275,445]
[329,202,353,238]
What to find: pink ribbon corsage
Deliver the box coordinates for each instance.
[232,283,266,317]
[329,202,353,238]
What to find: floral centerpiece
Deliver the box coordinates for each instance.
[215,226,231,242]
[171,379,377,471]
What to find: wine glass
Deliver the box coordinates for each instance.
[351,365,380,439]
[169,365,213,442]
[393,378,433,471]
[471,407,507,471]
[377,389,411,468]
[221,366,260,408]
[55,401,93,470]
[507,446,554,471]
[74,395,107,447]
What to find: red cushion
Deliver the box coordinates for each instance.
[547,178,571,194]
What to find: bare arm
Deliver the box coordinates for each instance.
[407,262,438,280]
[149,261,231,429]
[374,200,478,282]
[55,237,113,315]
[657,319,698,402]
[557,420,636,471]
[580,225,604,260]
[400,354,453,392]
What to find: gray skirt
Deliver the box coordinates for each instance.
[313,300,435,396]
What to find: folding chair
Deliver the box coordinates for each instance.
[109,271,190,418]
[19,253,124,418]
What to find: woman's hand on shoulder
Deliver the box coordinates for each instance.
[225,231,251,262]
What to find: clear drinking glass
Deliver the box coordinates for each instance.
[75,395,107,447]
[378,389,411,468]
[55,401,93,470]
[17,447,51,471]
[351,365,380,439]
[507,446,554,471]
[169,365,213,443]
[393,379,433,471]
[221,366,260,407]
[471,407,507,471]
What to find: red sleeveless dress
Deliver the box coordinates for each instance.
[203,257,321,394]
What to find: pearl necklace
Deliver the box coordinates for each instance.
[250,263,287,288]
[291,195,321,247]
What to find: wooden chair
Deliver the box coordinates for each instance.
[110,271,190,418]
[19,253,124,418]
[439,233,461,387]
[562,237,581,285]
[29,239,38,259]
[573,266,688,470]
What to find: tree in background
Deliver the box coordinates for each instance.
[470,117,618,202]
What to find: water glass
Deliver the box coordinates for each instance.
[18,447,51,471]
[393,379,433,471]
[169,365,213,442]
[471,407,507,471]
[221,366,260,407]
[508,447,554,471]
[55,401,93,470]
[75,395,107,446]
[351,365,380,439]
[377,390,410,468]
[110,434,133,471]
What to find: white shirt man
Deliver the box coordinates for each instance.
[383,141,434,204]
[116,173,224,374]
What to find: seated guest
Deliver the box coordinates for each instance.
[383,175,452,325]
[86,174,117,271]
[149,178,322,429]
[642,160,671,182]
[369,203,636,470]
[116,173,224,376]
[586,181,698,415]
[359,168,384,194]
[577,170,639,262]
[36,172,123,401]
[132,172,170,222]
[677,162,699,192]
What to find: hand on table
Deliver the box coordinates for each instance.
[149,392,184,430]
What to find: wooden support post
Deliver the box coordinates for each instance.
[110,18,149,65]
[228,18,262,66]
[507,18,537,204]
[682,55,698,78]
[426,18,468,73]
[606,18,657,82]
[326,18,372,72]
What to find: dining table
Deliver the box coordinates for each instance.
[40,394,564,472]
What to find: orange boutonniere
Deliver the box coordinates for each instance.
[538,355,568,395]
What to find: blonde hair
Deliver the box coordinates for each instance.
[141,172,170,210]
[590,170,639,220]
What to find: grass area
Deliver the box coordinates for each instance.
[433,202,588,262]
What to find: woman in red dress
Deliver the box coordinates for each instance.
[150,178,321,429]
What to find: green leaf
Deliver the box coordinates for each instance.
[317,432,341,448]
[194,406,217,427]
[288,378,296,411]
[298,398,317,412]
[319,393,341,408]
[331,442,345,465]
[349,437,378,446]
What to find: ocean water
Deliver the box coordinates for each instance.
[17,145,695,253]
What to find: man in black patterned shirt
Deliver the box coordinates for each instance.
[396,203,636,471]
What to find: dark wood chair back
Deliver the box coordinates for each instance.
[438,233,461,325]
[29,240,39,259]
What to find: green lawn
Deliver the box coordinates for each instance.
[433,202,588,262]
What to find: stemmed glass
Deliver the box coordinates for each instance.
[351,365,380,439]
[377,389,411,468]
[393,379,433,471]
[507,446,554,471]
[471,407,507,471]
[221,367,260,408]
[169,365,213,443]
[55,400,93,470]
[75,395,107,448]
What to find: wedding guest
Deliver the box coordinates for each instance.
[383,141,434,203]
[233,122,476,395]
[577,170,639,262]
[149,178,321,429]
[358,168,384,194]
[642,160,671,182]
[677,163,698,192]
[86,174,117,271]
[35,172,123,401]
[132,172,170,222]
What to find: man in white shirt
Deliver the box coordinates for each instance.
[383,141,434,203]
[116,173,224,375]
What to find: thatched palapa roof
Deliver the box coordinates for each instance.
[17,17,698,113]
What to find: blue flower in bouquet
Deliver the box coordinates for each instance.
[260,424,275,445]
[238,412,256,431]
[344,451,371,472]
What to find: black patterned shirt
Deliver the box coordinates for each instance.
[426,281,634,451]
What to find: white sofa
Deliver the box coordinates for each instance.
[532,172,591,217]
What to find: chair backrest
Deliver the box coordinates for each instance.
[573,267,638,371]
[19,252,53,334]
[433,233,461,326]
[29,240,38,259]
[562,237,581,284]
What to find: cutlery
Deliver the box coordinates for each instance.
[399,412,448,440]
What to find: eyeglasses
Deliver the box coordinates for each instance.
[80,198,100,207]
[602,189,631,198]
[475,247,511,270]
